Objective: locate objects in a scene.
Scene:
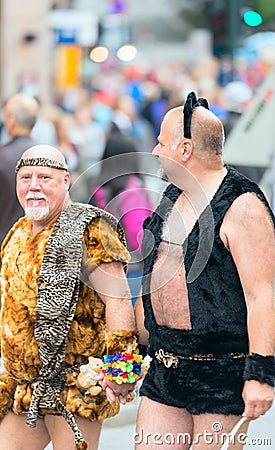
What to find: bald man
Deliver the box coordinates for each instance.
[0,145,138,449]
[135,93,275,449]
[0,94,39,247]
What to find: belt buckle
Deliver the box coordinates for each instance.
[155,349,179,368]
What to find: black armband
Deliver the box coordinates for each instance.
[243,353,275,387]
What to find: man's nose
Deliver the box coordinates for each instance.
[152,143,160,156]
[29,176,41,190]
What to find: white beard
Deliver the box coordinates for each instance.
[25,205,50,221]
[158,167,169,182]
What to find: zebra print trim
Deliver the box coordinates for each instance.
[26,203,125,446]
[15,157,68,172]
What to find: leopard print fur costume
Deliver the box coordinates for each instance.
[0,203,132,449]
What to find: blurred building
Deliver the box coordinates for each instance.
[0,0,53,103]
[3,0,268,105]
[0,0,99,104]
[0,0,195,105]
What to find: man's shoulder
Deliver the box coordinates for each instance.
[67,202,114,219]
[0,140,13,156]
[63,203,121,234]
[58,203,128,255]
[229,192,273,218]
[0,136,36,160]
[0,141,21,172]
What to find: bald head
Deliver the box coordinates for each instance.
[22,145,66,166]
[4,94,38,133]
[167,105,224,157]
[16,145,68,173]
[191,106,225,155]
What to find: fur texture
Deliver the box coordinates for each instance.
[243,353,275,386]
[0,212,131,423]
[140,166,275,413]
[183,91,209,138]
[142,166,274,357]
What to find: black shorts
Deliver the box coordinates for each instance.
[140,355,245,416]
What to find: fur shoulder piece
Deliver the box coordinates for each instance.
[27,202,125,448]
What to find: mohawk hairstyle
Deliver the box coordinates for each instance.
[183,91,209,138]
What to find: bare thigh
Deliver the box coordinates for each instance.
[135,396,193,450]
[192,414,249,450]
[45,414,102,450]
[0,411,51,450]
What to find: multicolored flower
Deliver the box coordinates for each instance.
[102,353,144,384]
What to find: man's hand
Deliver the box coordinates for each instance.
[242,380,274,420]
[101,375,136,405]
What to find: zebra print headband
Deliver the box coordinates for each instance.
[183,91,209,138]
[16,157,68,172]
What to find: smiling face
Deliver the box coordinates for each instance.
[16,145,71,227]
[17,166,70,223]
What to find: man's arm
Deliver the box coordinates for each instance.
[135,294,149,346]
[89,261,135,332]
[221,192,275,420]
[89,261,137,404]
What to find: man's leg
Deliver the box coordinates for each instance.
[192,414,249,449]
[45,415,102,450]
[135,396,193,449]
[0,411,51,450]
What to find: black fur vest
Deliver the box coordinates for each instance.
[141,166,274,356]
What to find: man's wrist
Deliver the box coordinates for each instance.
[105,329,139,354]
[243,353,275,387]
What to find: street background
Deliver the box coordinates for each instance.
[2,0,275,204]
[1,1,275,449]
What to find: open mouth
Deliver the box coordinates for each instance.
[26,198,47,207]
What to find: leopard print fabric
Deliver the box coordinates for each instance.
[0,203,129,447]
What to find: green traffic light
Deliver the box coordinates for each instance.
[243,10,263,27]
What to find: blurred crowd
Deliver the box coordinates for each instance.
[1,49,275,304]
[1,50,274,206]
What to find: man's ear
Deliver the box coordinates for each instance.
[181,139,192,162]
[7,114,16,131]
[64,172,71,189]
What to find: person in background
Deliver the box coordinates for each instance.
[91,122,154,307]
[135,92,275,449]
[69,105,106,203]
[0,144,139,450]
[70,105,106,177]
[0,93,38,247]
[31,98,57,147]
[55,112,80,183]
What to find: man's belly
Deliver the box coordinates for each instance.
[150,241,192,330]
